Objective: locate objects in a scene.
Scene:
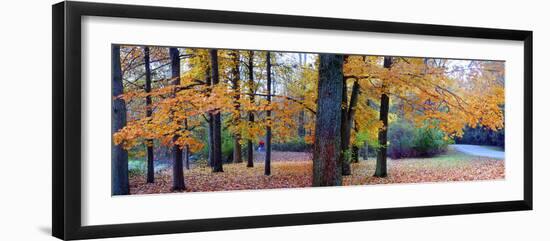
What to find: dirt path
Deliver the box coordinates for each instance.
[253,151,312,162]
[450,144,504,159]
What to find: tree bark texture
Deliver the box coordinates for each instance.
[342,79,361,175]
[170,47,185,190]
[231,51,243,163]
[265,51,272,176]
[374,56,392,178]
[247,51,255,168]
[144,46,155,183]
[210,49,224,172]
[112,45,129,195]
[312,54,344,186]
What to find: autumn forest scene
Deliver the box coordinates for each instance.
[111,44,505,195]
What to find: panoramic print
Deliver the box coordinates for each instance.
[110,45,505,195]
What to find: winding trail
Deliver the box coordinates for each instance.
[450,144,504,159]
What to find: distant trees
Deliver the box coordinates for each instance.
[112,45,129,195]
[456,125,505,148]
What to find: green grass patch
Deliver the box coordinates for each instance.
[391,147,489,169]
[128,159,145,177]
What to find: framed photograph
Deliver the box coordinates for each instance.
[52,1,533,240]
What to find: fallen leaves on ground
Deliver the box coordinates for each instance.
[130,162,312,194]
[344,158,504,186]
[129,157,504,195]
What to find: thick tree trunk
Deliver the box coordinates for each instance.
[374,57,392,178]
[210,49,224,172]
[204,65,214,168]
[265,51,272,176]
[146,143,154,182]
[144,46,155,183]
[233,136,242,163]
[312,54,344,186]
[231,51,243,163]
[112,45,129,195]
[246,51,255,168]
[172,146,185,190]
[170,47,185,190]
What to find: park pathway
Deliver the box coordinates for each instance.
[450,144,504,159]
[253,151,312,162]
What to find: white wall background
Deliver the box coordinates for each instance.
[0,0,547,240]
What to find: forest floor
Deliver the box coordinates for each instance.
[129,147,504,195]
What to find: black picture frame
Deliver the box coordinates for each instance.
[52,1,533,240]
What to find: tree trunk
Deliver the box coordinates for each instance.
[170,47,185,190]
[210,49,224,172]
[246,51,255,168]
[297,53,306,138]
[374,56,392,178]
[341,76,361,175]
[184,118,190,170]
[362,99,374,160]
[312,54,344,186]
[144,46,155,183]
[298,110,306,138]
[185,146,190,170]
[363,142,369,160]
[208,113,214,167]
[351,145,359,163]
[341,77,351,176]
[265,51,272,176]
[232,135,242,164]
[172,146,185,190]
[205,65,214,168]
[112,45,129,195]
[231,51,243,163]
